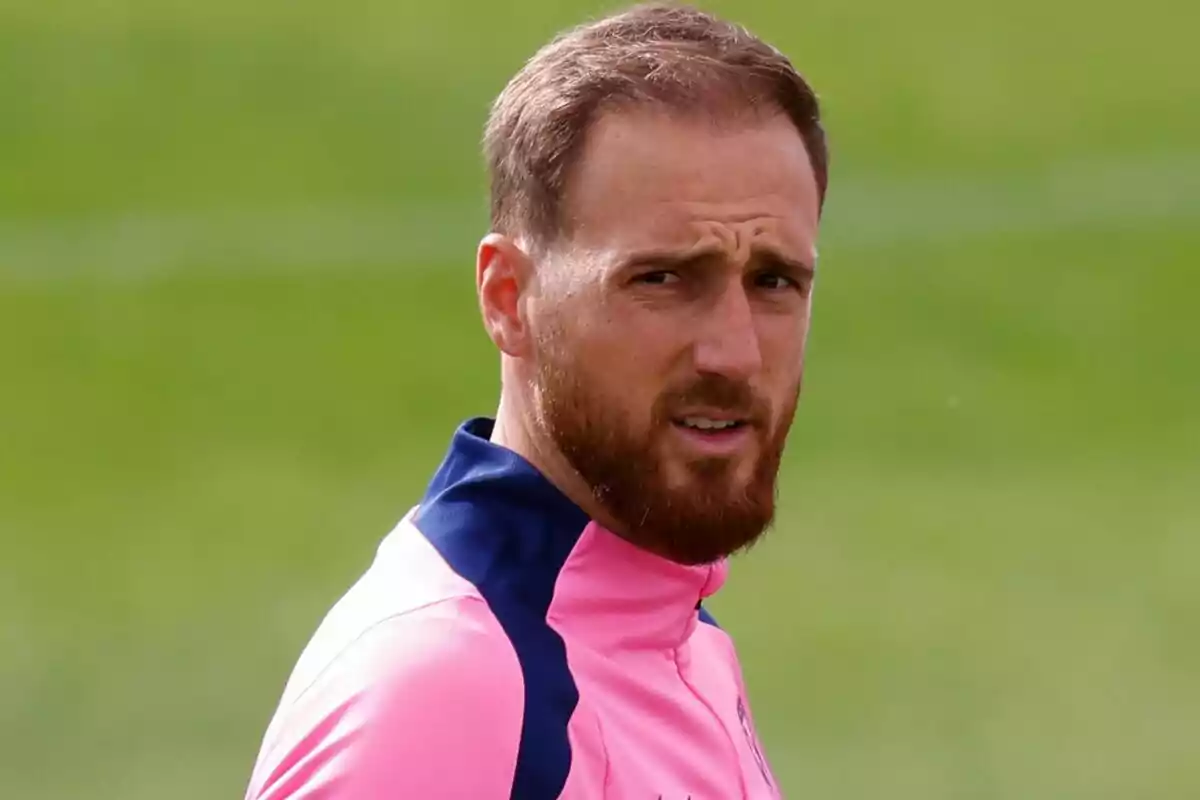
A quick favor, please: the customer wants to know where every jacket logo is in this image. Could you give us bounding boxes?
[737,696,773,788]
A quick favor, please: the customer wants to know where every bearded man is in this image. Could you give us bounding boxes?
[245,3,828,798]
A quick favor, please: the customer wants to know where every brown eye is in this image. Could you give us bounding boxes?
[754,272,797,291]
[635,271,681,286]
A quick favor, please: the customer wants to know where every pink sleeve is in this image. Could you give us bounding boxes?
[247,598,525,799]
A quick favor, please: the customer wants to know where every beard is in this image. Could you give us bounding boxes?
[533,347,799,566]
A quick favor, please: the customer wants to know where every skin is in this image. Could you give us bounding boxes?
[475,106,822,564]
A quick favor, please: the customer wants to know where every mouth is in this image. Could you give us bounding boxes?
[669,415,755,456]
[674,416,748,432]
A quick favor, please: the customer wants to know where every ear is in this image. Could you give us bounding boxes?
[477,233,536,358]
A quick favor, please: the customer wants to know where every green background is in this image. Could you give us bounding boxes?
[2,1,1197,797]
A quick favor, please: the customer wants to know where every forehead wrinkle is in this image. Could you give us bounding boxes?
[554,112,820,280]
[686,215,811,272]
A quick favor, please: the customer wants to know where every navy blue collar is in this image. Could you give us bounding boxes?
[414,417,593,611]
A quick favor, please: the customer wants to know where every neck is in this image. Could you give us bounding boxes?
[490,392,628,538]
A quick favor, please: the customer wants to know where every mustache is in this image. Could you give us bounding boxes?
[655,375,771,425]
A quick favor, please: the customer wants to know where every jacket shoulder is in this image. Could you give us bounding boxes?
[246,596,524,799]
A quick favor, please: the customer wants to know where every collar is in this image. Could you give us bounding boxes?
[415,417,726,652]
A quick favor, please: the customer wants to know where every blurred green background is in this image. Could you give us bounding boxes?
[2,0,1197,797]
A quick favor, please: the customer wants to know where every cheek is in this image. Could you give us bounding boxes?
[760,312,810,364]
[758,317,809,405]
[585,336,669,423]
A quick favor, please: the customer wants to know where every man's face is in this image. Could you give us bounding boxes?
[529,108,821,565]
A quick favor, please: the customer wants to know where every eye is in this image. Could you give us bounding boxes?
[753,272,800,292]
[633,270,681,286]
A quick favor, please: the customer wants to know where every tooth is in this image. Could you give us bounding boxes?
[682,418,735,430]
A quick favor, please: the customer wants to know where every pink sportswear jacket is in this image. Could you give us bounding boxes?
[245,417,781,799]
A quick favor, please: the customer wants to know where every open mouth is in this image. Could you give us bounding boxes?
[672,417,749,433]
[669,415,755,456]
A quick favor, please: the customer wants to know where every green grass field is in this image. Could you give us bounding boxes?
[2,1,1197,797]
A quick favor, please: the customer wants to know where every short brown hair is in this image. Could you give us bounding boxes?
[484,2,829,250]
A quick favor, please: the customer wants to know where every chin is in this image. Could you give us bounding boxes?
[664,466,750,502]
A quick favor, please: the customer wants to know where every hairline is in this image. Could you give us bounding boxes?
[525,99,817,260]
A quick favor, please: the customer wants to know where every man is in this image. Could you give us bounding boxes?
[245,2,828,798]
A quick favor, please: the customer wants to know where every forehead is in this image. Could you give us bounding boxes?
[562,108,821,261]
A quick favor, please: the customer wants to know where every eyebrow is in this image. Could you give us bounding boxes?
[617,243,816,279]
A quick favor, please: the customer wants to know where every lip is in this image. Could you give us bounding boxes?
[669,420,755,457]
[673,408,751,423]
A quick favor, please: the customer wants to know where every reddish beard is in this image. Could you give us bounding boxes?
[536,355,798,565]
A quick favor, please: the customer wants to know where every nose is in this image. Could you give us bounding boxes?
[692,281,763,380]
